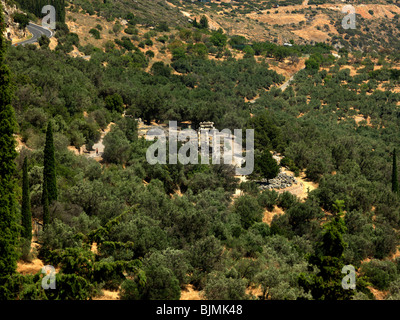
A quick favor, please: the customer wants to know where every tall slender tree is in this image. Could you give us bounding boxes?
[200,15,209,29]
[21,157,32,241]
[298,200,353,300]
[298,200,370,299]
[42,178,50,227]
[392,148,399,194]
[0,2,19,280]
[43,121,57,202]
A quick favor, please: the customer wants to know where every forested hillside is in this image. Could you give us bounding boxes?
[9,0,65,22]
[1,0,400,302]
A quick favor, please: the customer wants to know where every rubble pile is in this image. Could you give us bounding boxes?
[258,172,297,190]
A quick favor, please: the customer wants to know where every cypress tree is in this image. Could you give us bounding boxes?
[42,178,50,227]
[200,15,209,29]
[298,200,355,300]
[43,121,57,202]
[21,157,32,241]
[0,2,19,279]
[392,148,399,194]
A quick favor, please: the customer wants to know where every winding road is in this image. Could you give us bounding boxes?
[12,22,53,47]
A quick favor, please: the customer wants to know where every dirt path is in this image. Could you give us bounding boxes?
[279,72,298,91]
[233,175,247,198]
[249,62,305,104]
[279,75,295,92]
[85,122,114,161]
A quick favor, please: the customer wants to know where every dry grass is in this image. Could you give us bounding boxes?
[169,1,400,45]
[14,134,32,152]
[246,284,263,299]
[67,145,81,155]
[17,241,44,275]
[91,242,98,254]
[339,65,359,77]
[180,284,203,300]
[11,32,33,45]
[92,290,120,300]
[297,171,318,198]
[49,36,58,50]
[268,57,306,81]
[263,205,285,225]
[273,169,318,201]
[66,11,124,48]
[354,114,372,127]
[355,4,400,20]
[389,247,400,261]
[368,286,388,300]
[292,15,334,43]
[17,258,44,275]
[248,12,306,26]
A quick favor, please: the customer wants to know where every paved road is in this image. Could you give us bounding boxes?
[12,23,53,47]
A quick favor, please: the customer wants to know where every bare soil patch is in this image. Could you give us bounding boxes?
[66,12,121,48]
[354,114,372,127]
[180,284,203,300]
[17,258,44,275]
[368,286,388,300]
[246,284,263,299]
[14,134,32,152]
[93,290,120,300]
[263,205,285,225]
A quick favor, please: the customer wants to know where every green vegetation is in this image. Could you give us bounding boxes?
[252,150,280,181]
[299,200,369,300]
[12,12,29,29]
[21,157,32,241]
[392,149,399,194]
[43,121,57,203]
[70,0,186,26]
[38,35,50,48]
[89,28,101,39]
[1,0,400,302]
[41,174,50,227]
[0,1,19,294]
[13,0,66,23]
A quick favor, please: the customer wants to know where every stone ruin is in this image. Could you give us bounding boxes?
[198,121,215,132]
[257,171,297,190]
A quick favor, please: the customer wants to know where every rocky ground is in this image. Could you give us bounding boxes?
[2,0,29,43]
[257,171,298,190]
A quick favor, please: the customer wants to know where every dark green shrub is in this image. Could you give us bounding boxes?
[89,28,101,39]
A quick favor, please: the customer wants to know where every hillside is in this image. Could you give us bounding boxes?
[1,0,29,43]
[163,0,400,51]
[1,0,400,305]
